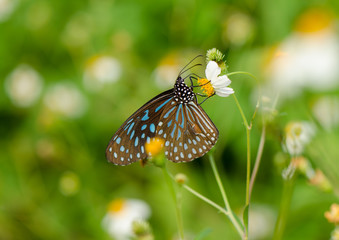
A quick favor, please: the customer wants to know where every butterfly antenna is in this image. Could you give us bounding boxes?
[178,55,204,76]
[183,72,202,80]
[180,63,202,76]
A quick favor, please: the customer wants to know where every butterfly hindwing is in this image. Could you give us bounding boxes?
[156,100,219,162]
[106,89,175,165]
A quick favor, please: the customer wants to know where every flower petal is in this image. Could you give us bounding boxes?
[205,61,221,80]
[215,87,234,97]
[211,75,231,88]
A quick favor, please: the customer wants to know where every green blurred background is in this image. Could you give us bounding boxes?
[1,0,339,239]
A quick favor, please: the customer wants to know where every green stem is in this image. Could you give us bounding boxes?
[162,165,185,240]
[232,94,251,204]
[182,184,230,216]
[232,94,252,239]
[209,153,244,238]
[249,124,266,201]
[273,172,297,240]
[227,71,258,82]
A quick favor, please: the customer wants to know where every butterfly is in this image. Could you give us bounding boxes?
[106,57,219,165]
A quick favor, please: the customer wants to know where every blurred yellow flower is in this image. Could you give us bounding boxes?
[295,8,334,34]
[309,169,332,192]
[145,137,164,157]
[325,203,339,224]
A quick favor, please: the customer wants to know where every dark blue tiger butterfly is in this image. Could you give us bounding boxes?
[106,57,219,165]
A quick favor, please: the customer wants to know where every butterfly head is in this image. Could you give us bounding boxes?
[174,76,195,104]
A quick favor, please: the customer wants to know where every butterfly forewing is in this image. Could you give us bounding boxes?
[106,89,175,165]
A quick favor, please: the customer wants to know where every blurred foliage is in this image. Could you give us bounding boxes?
[1,0,339,239]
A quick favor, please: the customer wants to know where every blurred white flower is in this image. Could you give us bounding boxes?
[0,0,18,22]
[102,198,151,240]
[44,82,87,118]
[198,61,234,97]
[83,55,122,92]
[248,205,275,240]
[61,12,91,49]
[223,12,254,46]
[154,54,181,88]
[284,121,315,156]
[5,64,43,107]
[59,171,80,196]
[263,9,339,101]
[331,226,339,240]
[312,97,339,130]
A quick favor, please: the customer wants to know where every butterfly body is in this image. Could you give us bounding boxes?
[106,74,219,165]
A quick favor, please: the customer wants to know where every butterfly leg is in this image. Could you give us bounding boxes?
[198,93,215,105]
[189,76,203,88]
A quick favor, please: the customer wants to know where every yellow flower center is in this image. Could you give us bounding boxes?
[145,137,165,157]
[295,9,333,34]
[197,78,214,97]
[108,198,125,214]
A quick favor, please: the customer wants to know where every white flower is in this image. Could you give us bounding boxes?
[203,61,234,97]
[153,54,183,88]
[102,198,151,240]
[284,121,315,156]
[0,0,18,22]
[262,9,339,101]
[44,82,87,118]
[312,97,339,130]
[248,204,275,240]
[5,64,43,107]
[83,55,122,92]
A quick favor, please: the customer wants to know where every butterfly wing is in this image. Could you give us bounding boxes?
[156,101,219,162]
[106,89,175,165]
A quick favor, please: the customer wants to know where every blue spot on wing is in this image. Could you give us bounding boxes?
[127,122,135,135]
[130,130,135,140]
[141,110,149,121]
[141,124,147,131]
[177,128,181,140]
[176,104,183,122]
[116,137,121,144]
[171,123,177,138]
[164,106,176,118]
[167,120,173,127]
[155,98,172,112]
[134,137,139,147]
[150,123,155,133]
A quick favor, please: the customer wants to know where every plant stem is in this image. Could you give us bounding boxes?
[232,94,252,239]
[273,165,297,240]
[249,124,266,201]
[209,153,244,238]
[162,165,185,240]
[182,184,230,216]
